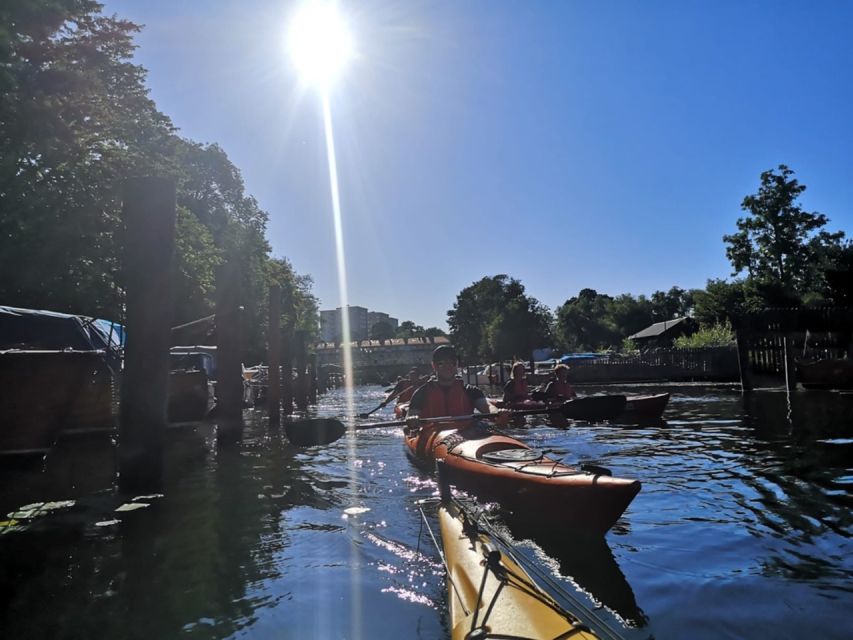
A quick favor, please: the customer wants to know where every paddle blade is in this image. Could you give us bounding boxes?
[285,418,347,447]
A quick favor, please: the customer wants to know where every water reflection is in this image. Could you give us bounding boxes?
[2,386,852,639]
[503,513,648,628]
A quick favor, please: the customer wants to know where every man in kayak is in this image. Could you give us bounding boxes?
[542,363,577,401]
[382,367,425,407]
[405,344,510,430]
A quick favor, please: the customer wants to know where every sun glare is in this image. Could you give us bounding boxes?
[287,1,353,88]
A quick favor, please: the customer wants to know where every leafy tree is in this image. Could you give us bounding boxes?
[650,286,693,321]
[448,275,551,363]
[268,258,317,329]
[723,165,846,302]
[370,320,395,341]
[0,0,175,317]
[396,320,425,339]
[0,2,317,366]
[608,294,654,338]
[393,321,445,340]
[554,289,619,351]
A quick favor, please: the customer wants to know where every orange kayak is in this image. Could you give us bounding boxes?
[405,420,640,536]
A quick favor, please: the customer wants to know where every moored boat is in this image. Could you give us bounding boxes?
[404,419,640,535]
[438,495,604,640]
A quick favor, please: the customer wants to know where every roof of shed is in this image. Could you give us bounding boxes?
[628,317,692,340]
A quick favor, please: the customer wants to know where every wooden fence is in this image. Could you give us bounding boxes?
[559,347,739,384]
[732,306,853,390]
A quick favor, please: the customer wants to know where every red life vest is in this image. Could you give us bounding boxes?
[508,377,529,401]
[396,384,417,403]
[549,379,575,398]
[418,380,475,419]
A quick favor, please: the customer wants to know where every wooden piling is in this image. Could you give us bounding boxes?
[735,331,754,392]
[308,353,318,404]
[119,177,176,492]
[280,285,294,415]
[268,285,281,426]
[215,261,244,443]
[294,330,308,410]
[783,333,798,392]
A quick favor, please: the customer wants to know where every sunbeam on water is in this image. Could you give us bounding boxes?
[319,90,362,638]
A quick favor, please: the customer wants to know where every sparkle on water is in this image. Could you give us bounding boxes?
[288,3,360,633]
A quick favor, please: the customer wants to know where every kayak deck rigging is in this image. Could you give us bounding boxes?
[418,490,615,640]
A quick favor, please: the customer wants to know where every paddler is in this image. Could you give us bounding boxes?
[542,363,577,401]
[405,345,510,431]
[502,360,531,404]
[393,367,429,404]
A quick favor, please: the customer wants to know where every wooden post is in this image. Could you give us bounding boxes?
[294,330,308,410]
[735,330,754,392]
[281,287,293,415]
[308,352,318,404]
[215,261,244,443]
[267,285,281,426]
[784,333,797,392]
[119,177,176,492]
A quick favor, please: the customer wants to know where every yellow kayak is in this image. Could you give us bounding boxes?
[439,497,603,640]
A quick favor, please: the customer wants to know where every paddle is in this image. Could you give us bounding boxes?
[358,388,402,419]
[286,404,573,447]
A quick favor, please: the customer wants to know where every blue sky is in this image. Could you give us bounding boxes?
[102,0,853,329]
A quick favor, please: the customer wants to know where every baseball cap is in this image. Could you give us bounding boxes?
[432,344,457,362]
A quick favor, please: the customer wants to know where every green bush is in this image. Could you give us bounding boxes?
[674,322,735,349]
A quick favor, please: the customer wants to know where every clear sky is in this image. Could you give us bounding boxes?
[102,0,853,329]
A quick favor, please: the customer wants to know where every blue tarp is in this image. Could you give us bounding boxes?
[559,352,604,363]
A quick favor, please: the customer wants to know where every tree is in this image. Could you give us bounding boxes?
[0,1,175,317]
[447,275,551,363]
[723,165,846,302]
[650,287,693,321]
[396,320,424,339]
[608,293,654,338]
[554,289,619,352]
[0,2,317,365]
[370,320,395,341]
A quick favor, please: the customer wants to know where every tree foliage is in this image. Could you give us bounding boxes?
[553,286,694,352]
[673,322,735,349]
[370,320,395,341]
[395,321,446,339]
[723,165,846,303]
[0,2,316,363]
[448,275,551,363]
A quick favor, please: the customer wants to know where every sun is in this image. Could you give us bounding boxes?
[287,1,354,89]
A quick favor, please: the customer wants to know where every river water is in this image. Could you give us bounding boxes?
[1,384,851,639]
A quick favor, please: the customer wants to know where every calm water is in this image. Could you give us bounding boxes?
[1,384,851,639]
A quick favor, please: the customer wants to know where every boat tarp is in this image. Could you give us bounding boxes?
[0,306,124,353]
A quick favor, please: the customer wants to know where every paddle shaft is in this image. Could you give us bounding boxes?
[286,402,574,447]
[356,405,565,431]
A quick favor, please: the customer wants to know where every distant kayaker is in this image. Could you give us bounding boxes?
[542,363,577,401]
[405,345,509,430]
[393,367,429,404]
[502,361,531,404]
